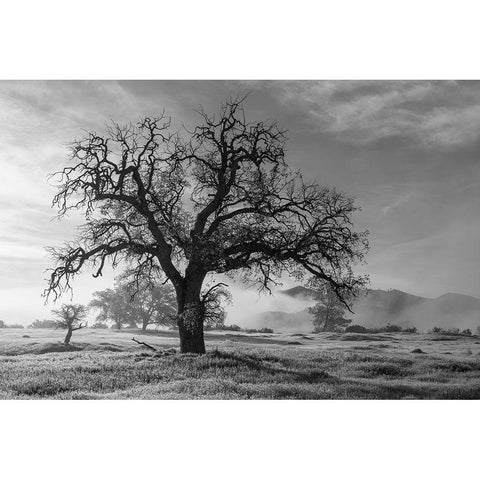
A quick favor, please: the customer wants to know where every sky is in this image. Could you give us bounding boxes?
[0,80,479,325]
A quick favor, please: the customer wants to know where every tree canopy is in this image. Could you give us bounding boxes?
[307,277,354,332]
[45,97,368,353]
[51,303,87,344]
[89,273,177,331]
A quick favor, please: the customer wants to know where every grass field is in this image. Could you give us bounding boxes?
[1,328,480,399]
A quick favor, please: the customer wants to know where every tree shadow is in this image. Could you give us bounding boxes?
[209,349,333,384]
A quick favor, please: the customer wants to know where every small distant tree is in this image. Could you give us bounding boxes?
[307,277,357,332]
[91,321,109,329]
[89,289,130,330]
[0,320,5,328]
[117,270,178,331]
[52,304,87,344]
[89,275,178,331]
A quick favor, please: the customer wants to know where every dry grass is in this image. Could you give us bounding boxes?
[1,328,480,399]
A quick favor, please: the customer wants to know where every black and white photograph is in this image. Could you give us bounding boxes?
[2,79,479,400]
[1,2,479,479]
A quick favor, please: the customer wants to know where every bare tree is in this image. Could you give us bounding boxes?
[44,97,368,353]
[52,304,87,344]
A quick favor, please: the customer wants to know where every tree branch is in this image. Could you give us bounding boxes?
[131,337,157,351]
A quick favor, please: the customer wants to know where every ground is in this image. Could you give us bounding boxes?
[1,328,480,399]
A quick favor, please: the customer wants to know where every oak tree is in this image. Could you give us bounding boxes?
[45,98,368,353]
[307,277,354,332]
[52,303,87,344]
[89,273,177,331]
[89,288,136,330]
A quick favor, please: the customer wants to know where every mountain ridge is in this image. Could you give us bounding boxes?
[253,286,480,333]
[280,286,480,303]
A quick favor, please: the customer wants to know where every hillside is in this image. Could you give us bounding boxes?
[253,287,480,333]
[279,286,316,300]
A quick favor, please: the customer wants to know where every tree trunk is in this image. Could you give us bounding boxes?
[175,272,206,354]
[323,309,330,332]
[141,316,149,332]
[64,326,73,344]
[178,305,205,354]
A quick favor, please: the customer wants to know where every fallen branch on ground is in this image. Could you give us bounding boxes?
[131,337,157,351]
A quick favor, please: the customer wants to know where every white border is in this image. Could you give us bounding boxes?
[1,400,478,479]
[0,0,479,79]
[1,1,479,478]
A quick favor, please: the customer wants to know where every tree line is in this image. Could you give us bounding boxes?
[31,271,229,344]
[40,275,348,345]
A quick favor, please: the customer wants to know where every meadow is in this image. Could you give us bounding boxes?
[1,328,480,399]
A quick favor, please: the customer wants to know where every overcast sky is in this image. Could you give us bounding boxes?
[0,80,479,324]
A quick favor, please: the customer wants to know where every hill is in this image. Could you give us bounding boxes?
[254,287,480,333]
[279,286,315,300]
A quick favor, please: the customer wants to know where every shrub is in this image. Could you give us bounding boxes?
[383,324,402,332]
[218,324,242,332]
[5,323,24,329]
[430,326,470,336]
[258,328,274,334]
[344,324,417,334]
[447,328,460,334]
[91,322,108,329]
[345,325,368,333]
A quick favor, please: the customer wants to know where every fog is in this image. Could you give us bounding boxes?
[226,287,480,334]
[224,284,314,329]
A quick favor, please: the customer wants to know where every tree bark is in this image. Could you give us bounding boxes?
[178,308,205,354]
[64,326,73,344]
[141,315,149,332]
[323,313,329,332]
[175,270,206,354]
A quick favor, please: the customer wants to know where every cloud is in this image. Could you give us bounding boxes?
[276,81,480,148]
[381,193,411,216]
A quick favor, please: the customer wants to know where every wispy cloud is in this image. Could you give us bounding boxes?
[381,193,411,216]
[277,81,480,148]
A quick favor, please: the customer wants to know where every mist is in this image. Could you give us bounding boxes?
[224,284,314,329]
[351,291,480,333]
